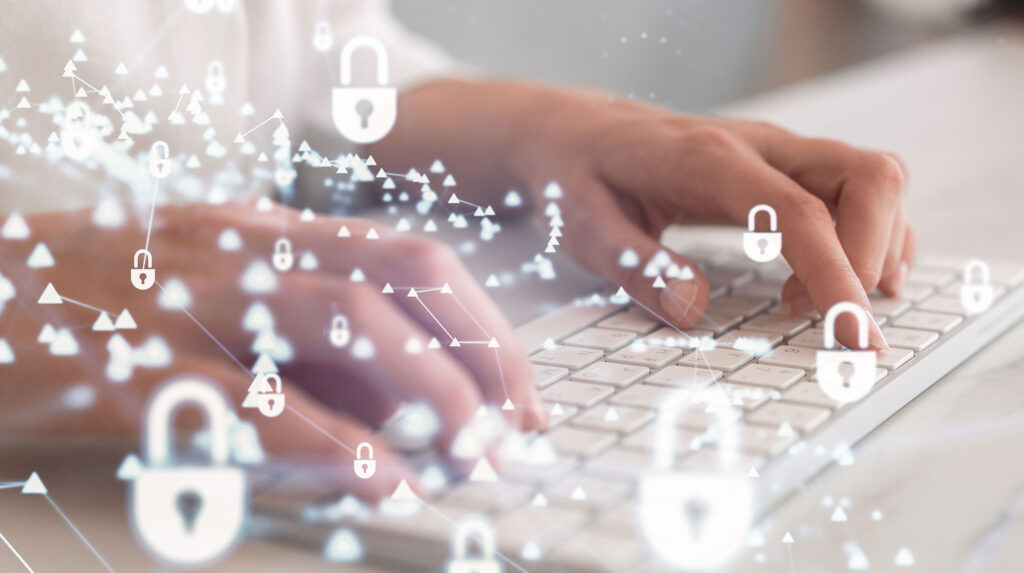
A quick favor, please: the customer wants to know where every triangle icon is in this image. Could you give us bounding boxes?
[381,283,394,294]
[603,407,619,422]
[116,453,142,481]
[468,457,498,482]
[22,472,47,495]
[92,312,115,332]
[831,506,848,522]
[114,309,137,330]
[365,228,379,240]
[747,467,760,478]
[337,225,351,237]
[570,486,587,501]
[27,243,55,268]
[679,266,695,280]
[391,479,418,501]
[501,398,515,411]
[652,275,667,288]
[550,403,565,416]
[781,532,794,544]
[114,62,128,75]
[427,337,441,349]
[252,353,279,374]
[488,338,500,348]
[1,212,30,239]
[70,29,85,43]
[531,493,548,507]
[406,288,418,299]
[449,338,461,348]
[37,283,62,304]
[447,193,460,204]
[440,283,453,294]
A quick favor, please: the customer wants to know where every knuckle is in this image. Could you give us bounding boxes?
[859,153,905,197]
[394,237,462,280]
[784,193,832,223]
[677,125,743,155]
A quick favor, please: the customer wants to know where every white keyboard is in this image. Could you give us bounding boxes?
[251,250,1024,572]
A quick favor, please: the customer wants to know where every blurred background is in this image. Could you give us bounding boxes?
[392,0,1018,112]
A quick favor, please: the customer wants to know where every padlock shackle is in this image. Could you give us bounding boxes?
[144,378,233,467]
[65,101,90,124]
[963,258,990,285]
[207,60,225,76]
[274,237,292,254]
[340,35,389,86]
[451,516,496,560]
[332,314,348,330]
[652,388,739,472]
[315,20,331,35]
[747,204,778,232]
[133,248,153,268]
[150,140,170,159]
[263,373,283,393]
[821,301,869,350]
[355,441,373,460]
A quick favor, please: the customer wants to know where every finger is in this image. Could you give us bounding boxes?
[758,137,908,294]
[561,177,710,329]
[877,208,908,297]
[362,236,545,431]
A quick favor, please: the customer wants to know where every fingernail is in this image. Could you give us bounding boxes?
[531,391,549,428]
[867,312,890,350]
[780,293,813,317]
[660,279,698,324]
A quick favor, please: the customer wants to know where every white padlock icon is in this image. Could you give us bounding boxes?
[312,19,333,53]
[329,314,351,348]
[353,442,376,479]
[742,204,782,263]
[272,237,294,272]
[205,60,226,95]
[149,140,171,179]
[960,258,993,315]
[61,101,98,160]
[131,378,247,567]
[639,388,752,570]
[446,517,502,573]
[331,35,397,145]
[131,248,156,290]
[256,373,285,418]
[816,302,877,404]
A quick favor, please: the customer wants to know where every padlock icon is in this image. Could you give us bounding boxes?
[329,314,351,348]
[130,378,247,566]
[353,442,376,479]
[60,101,98,160]
[131,249,156,291]
[149,140,171,179]
[312,19,333,53]
[742,204,782,263]
[816,301,877,404]
[639,388,752,570]
[183,0,216,14]
[274,167,296,188]
[331,35,397,145]
[257,374,285,418]
[446,517,502,573]
[205,60,227,95]
[960,258,993,315]
[272,237,294,272]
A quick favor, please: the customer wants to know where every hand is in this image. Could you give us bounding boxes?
[0,200,543,497]
[378,81,913,349]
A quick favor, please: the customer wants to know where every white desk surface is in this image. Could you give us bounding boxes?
[2,23,1024,573]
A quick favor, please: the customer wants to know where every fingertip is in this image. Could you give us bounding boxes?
[659,277,708,327]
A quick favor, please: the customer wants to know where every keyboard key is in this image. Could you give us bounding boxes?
[742,314,812,337]
[808,368,887,384]
[747,401,831,433]
[892,311,963,334]
[707,382,770,411]
[644,364,723,388]
[563,327,637,351]
[876,347,913,370]
[547,528,648,570]
[987,261,1024,287]
[759,345,818,370]
[544,402,580,428]
[715,329,784,351]
[677,347,755,371]
[620,425,705,453]
[645,326,715,347]
[916,295,968,316]
[880,327,938,351]
[694,311,744,336]
[708,294,773,318]
[705,266,756,291]
[728,363,805,389]
[494,505,589,552]
[597,307,662,334]
[731,280,782,300]
[543,477,631,511]
[867,296,912,318]
[570,405,654,433]
[540,381,615,408]
[571,361,649,388]
[739,424,799,456]
[531,345,603,369]
[443,482,533,512]
[532,364,569,388]
[683,447,767,471]
[907,267,957,287]
[501,457,580,485]
[584,448,650,481]
[897,283,935,302]
[788,327,826,350]
[941,281,1006,299]
[781,381,841,410]
[591,502,639,536]
[609,384,674,409]
[545,426,619,458]
[607,343,683,369]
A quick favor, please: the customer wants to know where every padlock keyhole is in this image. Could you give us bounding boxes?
[355,99,374,128]
[838,362,855,388]
[137,273,147,284]
[684,498,709,539]
[757,238,768,255]
[176,490,203,532]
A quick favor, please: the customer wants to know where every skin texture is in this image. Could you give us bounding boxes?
[0,79,913,499]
